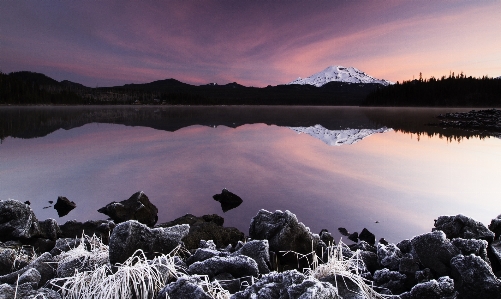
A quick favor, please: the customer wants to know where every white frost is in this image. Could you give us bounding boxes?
[288,125,392,146]
[287,65,393,87]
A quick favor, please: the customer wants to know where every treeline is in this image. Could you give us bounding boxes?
[0,71,85,105]
[364,73,501,107]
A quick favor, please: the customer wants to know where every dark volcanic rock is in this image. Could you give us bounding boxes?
[433,214,494,242]
[411,231,460,277]
[0,249,16,276]
[18,268,41,288]
[249,209,321,260]
[157,214,244,250]
[319,229,335,246]
[231,270,307,299]
[109,220,189,264]
[188,255,259,279]
[348,232,359,243]
[451,254,501,299]
[489,214,501,240]
[377,243,403,271]
[0,199,40,241]
[98,191,158,226]
[373,268,407,295]
[39,218,61,241]
[233,240,271,274]
[451,237,489,263]
[213,189,243,212]
[359,228,376,246]
[60,219,116,244]
[53,196,76,217]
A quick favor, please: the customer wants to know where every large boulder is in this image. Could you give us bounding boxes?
[233,240,271,274]
[39,218,62,241]
[373,268,407,295]
[451,238,489,263]
[188,255,259,279]
[0,199,40,241]
[59,219,115,244]
[451,254,501,299]
[433,214,494,242]
[213,189,243,212]
[359,228,376,246]
[108,220,189,264]
[377,243,403,271]
[410,231,460,277]
[98,191,158,227]
[157,214,244,250]
[231,270,307,299]
[0,249,16,276]
[249,209,321,268]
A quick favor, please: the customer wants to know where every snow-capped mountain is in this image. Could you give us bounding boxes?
[287,66,393,87]
[288,125,392,146]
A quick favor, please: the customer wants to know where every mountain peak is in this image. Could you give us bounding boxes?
[287,65,393,87]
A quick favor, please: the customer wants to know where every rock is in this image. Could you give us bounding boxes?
[186,248,229,266]
[287,278,338,298]
[489,239,501,275]
[24,237,56,253]
[373,268,407,295]
[399,276,456,299]
[53,196,76,217]
[59,219,115,244]
[451,254,501,299]
[415,268,434,283]
[0,284,14,299]
[338,227,350,236]
[56,248,109,278]
[451,238,489,263]
[489,215,501,240]
[359,228,376,246]
[188,255,259,279]
[348,232,359,243]
[39,219,62,241]
[215,273,241,294]
[0,252,55,287]
[233,240,271,274]
[319,229,334,246]
[433,214,494,242]
[379,238,389,245]
[320,274,367,299]
[359,251,380,274]
[108,220,189,264]
[199,240,216,250]
[231,270,306,299]
[0,199,40,241]
[249,210,321,267]
[0,249,16,276]
[156,214,243,250]
[411,231,460,277]
[349,241,376,253]
[157,276,211,299]
[377,243,403,271]
[49,238,83,256]
[397,239,413,254]
[16,285,62,299]
[399,254,420,276]
[98,191,158,227]
[17,268,41,288]
[213,189,243,212]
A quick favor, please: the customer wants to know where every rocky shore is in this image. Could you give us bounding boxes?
[1,191,501,298]
[432,108,501,137]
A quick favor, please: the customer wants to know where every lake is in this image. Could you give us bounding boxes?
[1,106,500,243]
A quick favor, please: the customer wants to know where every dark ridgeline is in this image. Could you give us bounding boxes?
[363,72,501,107]
[0,70,379,106]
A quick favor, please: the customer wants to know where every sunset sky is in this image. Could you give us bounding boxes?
[1,0,500,87]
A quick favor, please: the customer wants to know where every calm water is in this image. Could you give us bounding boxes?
[1,106,500,243]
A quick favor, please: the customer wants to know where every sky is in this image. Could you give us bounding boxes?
[1,0,500,87]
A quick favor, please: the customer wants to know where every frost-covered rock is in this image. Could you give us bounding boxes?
[411,231,460,277]
[377,243,403,271]
[17,268,41,288]
[489,214,501,239]
[0,283,14,299]
[231,270,306,299]
[188,255,259,279]
[60,219,115,244]
[98,191,158,227]
[0,199,40,241]
[109,220,189,264]
[359,228,376,246]
[451,254,501,299]
[287,278,338,298]
[373,268,407,295]
[451,238,489,263]
[157,276,211,299]
[0,252,55,287]
[433,214,494,242]
[0,249,16,275]
[49,237,83,256]
[186,248,229,266]
[233,239,271,274]
[56,249,109,278]
[399,254,420,276]
[249,210,321,267]
[399,276,456,299]
[319,274,367,299]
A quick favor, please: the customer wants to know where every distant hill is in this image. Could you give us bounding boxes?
[287,66,393,87]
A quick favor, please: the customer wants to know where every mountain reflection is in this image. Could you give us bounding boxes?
[0,106,494,143]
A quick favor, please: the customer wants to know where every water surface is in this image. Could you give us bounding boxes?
[1,106,499,243]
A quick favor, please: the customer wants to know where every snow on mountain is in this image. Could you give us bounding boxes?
[287,66,393,87]
[288,125,392,146]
